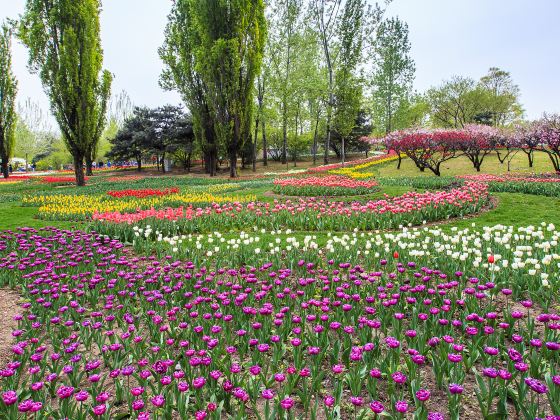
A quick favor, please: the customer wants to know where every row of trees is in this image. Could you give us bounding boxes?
[381,115,560,176]
[159,0,266,177]
[158,0,418,175]
[156,0,527,175]
[0,0,532,182]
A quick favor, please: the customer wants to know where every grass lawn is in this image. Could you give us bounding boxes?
[0,202,79,231]
[443,192,560,229]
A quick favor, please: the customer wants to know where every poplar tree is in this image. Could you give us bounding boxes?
[0,22,18,179]
[193,0,267,178]
[20,0,112,185]
[160,0,219,176]
[371,17,415,135]
[332,0,366,164]
[161,0,266,178]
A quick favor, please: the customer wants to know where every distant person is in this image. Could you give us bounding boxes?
[98,161,104,168]
[107,161,111,168]
[8,164,13,173]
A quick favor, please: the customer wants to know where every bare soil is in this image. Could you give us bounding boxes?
[0,288,21,367]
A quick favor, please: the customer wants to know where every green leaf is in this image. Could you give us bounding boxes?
[484,413,507,420]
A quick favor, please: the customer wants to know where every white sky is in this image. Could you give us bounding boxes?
[1,0,559,125]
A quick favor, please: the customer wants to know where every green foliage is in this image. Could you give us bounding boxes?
[287,131,313,165]
[267,0,304,164]
[13,115,36,160]
[94,117,118,160]
[0,22,18,178]
[160,0,266,177]
[426,70,523,129]
[108,106,195,172]
[160,0,214,173]
[332,0,366,159]
[194,0,266,177]
[426,76,490,128]
[479,67,524,126]
[35,136,73,171]
[371,17,415,135]
[19,0,112,184]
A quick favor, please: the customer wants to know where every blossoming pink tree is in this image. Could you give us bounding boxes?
[384,129,461,176]
[460,125,498,172]
[516,121,541,168]
[535,114,560,172]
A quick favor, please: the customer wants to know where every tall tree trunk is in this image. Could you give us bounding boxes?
[253,115,259,172]
[386,89,393,134]
[203,107,217,177]
[322,42,333,165]
[230,118,240,178]
[282,109,288,165]
[229,148,237,178]
[1,159,8,179]
[545,151,560,172]
[324,91,333,165]
[341,137,345,165]
[521,150,534,168]
[161,152,166,174]
[85,154,93,176]
[73,153,86,186]
[136,155,142,172]
[312,108,320,165]
[281,22,292,166]
[261,120,267,166]
[293,102,300,167]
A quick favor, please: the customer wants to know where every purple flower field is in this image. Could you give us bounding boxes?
[0,227,558,419]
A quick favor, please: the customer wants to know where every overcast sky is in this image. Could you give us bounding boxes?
[1,0,559,125]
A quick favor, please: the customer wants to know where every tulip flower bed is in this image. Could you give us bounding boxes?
[459,174,560,183]
[273,175,379,196]
[23,191,257,221]
[91,182,490,238]
[41,176,90,185]
[328,154,405,179]
[0,176,33,183]
[127,225,560,304]
[307,152,400,174]
[380,174,560,198]
[0,180,25,186]
[0,227,558,419]
[458,174,560,197]
[379,176,462,191]
[107,188,180,199]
